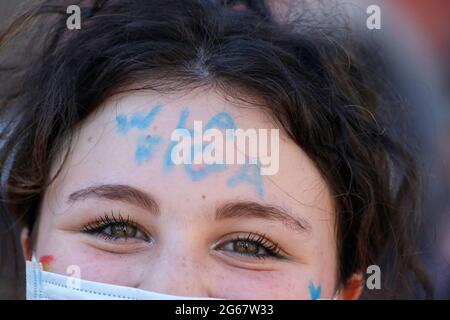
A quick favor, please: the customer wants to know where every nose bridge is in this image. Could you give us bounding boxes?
[138,241,212,297]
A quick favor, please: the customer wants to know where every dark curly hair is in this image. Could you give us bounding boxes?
[0,0,432,299]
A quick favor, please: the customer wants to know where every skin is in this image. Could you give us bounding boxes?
[21,88,363,299]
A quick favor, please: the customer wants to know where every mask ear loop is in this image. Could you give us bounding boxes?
[26,251,43,299]
[31,252,41,269]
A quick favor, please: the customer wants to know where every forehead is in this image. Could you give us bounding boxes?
[46,89,334,220]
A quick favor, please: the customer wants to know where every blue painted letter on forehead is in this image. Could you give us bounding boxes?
[116,102,163,135]
[227,161,264,199]
[115,102,164,165]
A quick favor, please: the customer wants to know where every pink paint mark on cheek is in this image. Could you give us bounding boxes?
[39,255,55,272]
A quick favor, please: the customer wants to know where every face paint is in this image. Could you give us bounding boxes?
[135,134,163,165]
[119,104,266,197]
[116,103,163,135]
[38,255,54,272]
[116,103,165,165]
[167,110,236,181]
[164,107,190,171]
[186,112,236,179]
[308,280,322,300]
[227,162,265,199]
[204,112,236,130]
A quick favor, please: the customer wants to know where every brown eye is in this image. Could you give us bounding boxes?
[234,240,260,255]
[96,222,149,241]
[215,233,284,259]
[81,213,151,243]
[219,239,271,257]
[109,223,137,238]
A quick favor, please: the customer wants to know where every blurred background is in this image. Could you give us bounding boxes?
[0,0,449,299]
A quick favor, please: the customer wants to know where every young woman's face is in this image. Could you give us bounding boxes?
[30,89,338,299]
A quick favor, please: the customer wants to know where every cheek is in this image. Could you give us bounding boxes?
[213,267,311,299]
[36,236,144,287]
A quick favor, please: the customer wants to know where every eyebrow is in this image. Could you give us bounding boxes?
[216,201,312,235]
[68,184,311,234]
[68,184,160,215]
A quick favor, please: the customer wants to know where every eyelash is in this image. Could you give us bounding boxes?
[81,211,150,242]
[217,232,284,260]
[81,213,285,260]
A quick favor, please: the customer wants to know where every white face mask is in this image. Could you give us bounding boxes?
[26,255,218,300]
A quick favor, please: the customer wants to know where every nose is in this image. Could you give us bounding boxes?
[138,248,212,298]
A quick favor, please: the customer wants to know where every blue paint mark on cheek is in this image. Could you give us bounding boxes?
[116,103,163,135]
[226,162,265,198]
[308,281,321,300]
[135,135,163,165]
